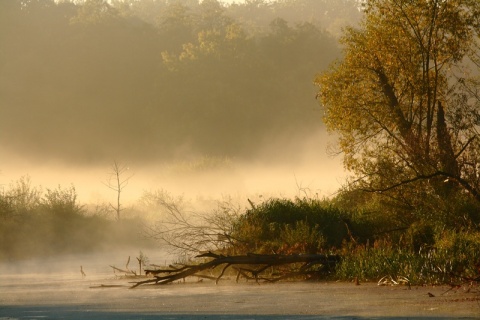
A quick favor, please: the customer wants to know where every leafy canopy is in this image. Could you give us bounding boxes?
[315,0,480,211]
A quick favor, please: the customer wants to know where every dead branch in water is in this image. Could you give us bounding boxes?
[109,265,136,275]
[130,252,340,288]
[110,256,137,276]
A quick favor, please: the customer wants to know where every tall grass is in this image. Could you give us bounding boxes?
[336,231,480,285]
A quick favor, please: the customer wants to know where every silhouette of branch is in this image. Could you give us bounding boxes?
[131,252,340,288]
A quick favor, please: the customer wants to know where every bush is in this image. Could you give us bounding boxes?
[0,178,152,261]
[404,221,435,252]
[279,220,325,254]
[230,197,348,254]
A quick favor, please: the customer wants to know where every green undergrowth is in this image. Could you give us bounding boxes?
[336,231,480,285]
[226,196,480,285]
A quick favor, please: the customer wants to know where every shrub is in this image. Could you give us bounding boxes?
[0,178,152,261]
[404,221,435,252]
[230,197,348,254]
[279,220,325,254]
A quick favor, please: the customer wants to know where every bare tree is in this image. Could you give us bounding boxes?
[142,190,241,256]
[103,161,133,221]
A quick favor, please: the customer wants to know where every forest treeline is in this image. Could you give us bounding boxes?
[0,0,360,163]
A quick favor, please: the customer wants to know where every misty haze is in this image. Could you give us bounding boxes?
[0,0,352,203]
[1,0,352,300]
[2,0,480,319]
[0,0,353,259]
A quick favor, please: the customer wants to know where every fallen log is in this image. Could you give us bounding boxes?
[131,252,340,288]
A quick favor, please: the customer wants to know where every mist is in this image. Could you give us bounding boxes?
[0,0,359,263]
[0,0,357,199]
[1,128,345,206]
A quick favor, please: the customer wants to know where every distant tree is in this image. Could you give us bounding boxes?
[315,0,480,221]
[70,0,121,26]
[157,2,195,52]
[227,0,362,36]
[103,161,133,221]
[117,0,168,26]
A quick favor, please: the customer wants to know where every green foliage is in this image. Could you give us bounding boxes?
[315,0,480,210]
[230,197,348,254]
[404,221,435,253]
[336,231,480,285]
[223,194,480,284]
[279,220,326,254]
[331,179,480,236]
[330,185,480,284]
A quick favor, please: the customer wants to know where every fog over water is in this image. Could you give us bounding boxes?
[0,0,359,266]
[1,129,345,206]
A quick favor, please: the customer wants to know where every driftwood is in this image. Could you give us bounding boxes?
[110,256,137,276]
[131,252,340,288]
[110,265,136,275]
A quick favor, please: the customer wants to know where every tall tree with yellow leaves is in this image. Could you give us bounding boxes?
[315,0,480,219]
